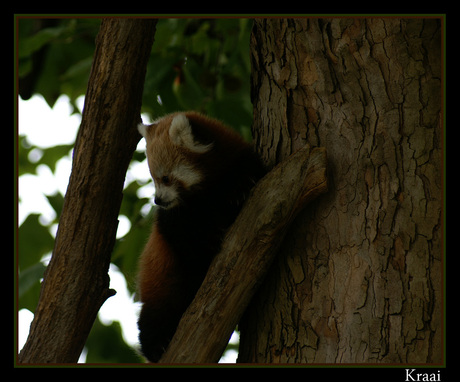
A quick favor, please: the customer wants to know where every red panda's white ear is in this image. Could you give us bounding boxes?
[138,123,150,138]
[169,114,213,153]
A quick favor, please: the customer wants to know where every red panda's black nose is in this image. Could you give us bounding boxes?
[154,196,171,208]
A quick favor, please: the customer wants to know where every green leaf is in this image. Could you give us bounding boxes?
[45,192,65,220]
[18,279,42,312]
[18,136,39,176]
[18,262,46,299]
[85,317,142,363]
[18,24,72,59]
[18,214,55,271]
[18,261,47,312]
[39,144,73,173]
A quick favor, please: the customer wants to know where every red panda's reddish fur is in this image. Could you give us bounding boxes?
[138,225,176,307]
[136,112,265,362]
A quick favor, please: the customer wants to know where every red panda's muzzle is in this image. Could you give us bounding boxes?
[154,195,172,209]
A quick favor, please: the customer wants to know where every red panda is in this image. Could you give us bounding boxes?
[136,111,266,362]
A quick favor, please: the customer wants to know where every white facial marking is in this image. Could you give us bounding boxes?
[171,164,203,188]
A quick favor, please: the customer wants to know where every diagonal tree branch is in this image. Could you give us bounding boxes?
[159,144,328,364]
[18,19,157,364]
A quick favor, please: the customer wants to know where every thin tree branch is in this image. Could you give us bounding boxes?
[159,145,328,363]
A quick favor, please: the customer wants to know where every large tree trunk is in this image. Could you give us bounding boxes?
[18,19,157,364]
[238,18,443,364]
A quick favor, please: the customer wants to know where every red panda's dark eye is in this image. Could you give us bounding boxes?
[162,176,170,185]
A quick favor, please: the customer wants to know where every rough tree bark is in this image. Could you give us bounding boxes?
[18,19,157,364]
[238,18,443,364]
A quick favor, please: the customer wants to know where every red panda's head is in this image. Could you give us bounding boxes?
[138,112,247,210]
[138,113,213,210]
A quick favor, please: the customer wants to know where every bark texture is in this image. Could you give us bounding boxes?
[18,19,157,363]
[238,18,443,364]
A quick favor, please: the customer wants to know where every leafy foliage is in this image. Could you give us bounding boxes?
[18,18,99,111]
[17,17,252,363]
[142,18,253,137]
